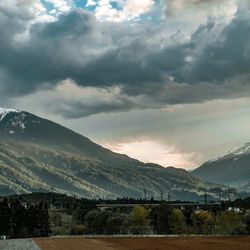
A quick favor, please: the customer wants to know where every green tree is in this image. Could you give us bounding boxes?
[130,205,150,234]
[244,210,250,234]
[154,204,172,234]
[191,210,215,234]
[168,208,187,234]
[49,212,63,227]
[107,213,129,235]
[0,199,12,236]
[95,211,112,234]
[84,210,101,234]
[216,210,242,235]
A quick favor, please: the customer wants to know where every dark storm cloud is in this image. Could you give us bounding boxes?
[0,7,188,96]
[1,2,250,117]
[52,97,140,118]
[179,17,250,84]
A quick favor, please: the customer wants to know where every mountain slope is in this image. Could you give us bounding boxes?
[193,143,250,191]
[0,108,225,200]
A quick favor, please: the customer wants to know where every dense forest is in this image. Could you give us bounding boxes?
[0,198,50,238]
[1,193,250,238]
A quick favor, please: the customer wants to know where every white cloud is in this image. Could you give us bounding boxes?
[86,0,97,7]
[123,0,155,18]
[164,0,238,27]
[45,0,72,14]
[0,0,46,17]
[94,0,155,22]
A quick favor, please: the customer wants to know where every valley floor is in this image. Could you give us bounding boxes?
[1,236,250,250]
[6,236,248,250]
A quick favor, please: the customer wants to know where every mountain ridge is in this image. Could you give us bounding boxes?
[193,142,250,192]
[0,107,225,200]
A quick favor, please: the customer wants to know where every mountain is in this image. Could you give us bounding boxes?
[0,108,225,200]
[193,143,250,192]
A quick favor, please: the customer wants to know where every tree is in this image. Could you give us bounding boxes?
[50,212,63,227]
[84,210,101,234]
[106,213,129,235]
[244,210,250,234]
[39,202,51,237]
[154,204,172,234]
[0,199,51,238]
[72,207,88,225]
[216,210,242,235]
[168,208,186,234]
[0,199,12,236]
[95,211,112,234]
[191,210,215,234]
[130,205,150,234]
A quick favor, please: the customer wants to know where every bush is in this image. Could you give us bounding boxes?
[70,224,86,235]
[51,226,70,236]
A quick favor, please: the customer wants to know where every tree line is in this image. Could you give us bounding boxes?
[0,199,50,238]
[50,203,250,236]
[2,194,250,238]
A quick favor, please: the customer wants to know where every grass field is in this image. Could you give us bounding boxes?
[34,236,250,250]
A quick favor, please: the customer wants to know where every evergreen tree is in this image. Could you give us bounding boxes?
[0,199,12,236]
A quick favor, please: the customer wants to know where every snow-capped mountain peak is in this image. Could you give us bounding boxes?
[228,142,250,156]
[0,107,20,122]
[206,142,250,164]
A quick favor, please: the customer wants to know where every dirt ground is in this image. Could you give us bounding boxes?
[35,236,250,250]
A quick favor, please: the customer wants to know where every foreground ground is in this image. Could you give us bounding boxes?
[0,239,40,250]
[34,236,250,250]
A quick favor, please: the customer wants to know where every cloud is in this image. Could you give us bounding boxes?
[162,0,237,27]
[94,0,155,22]
[105,139,201,168]
[86,0,97,7]
[44,0,72,14]
[14,79,146,118]
[1,1,250,117]
[164,0,228,15]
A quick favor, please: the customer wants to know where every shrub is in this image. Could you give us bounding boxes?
[51,226,70,236]
[70,224,86,235]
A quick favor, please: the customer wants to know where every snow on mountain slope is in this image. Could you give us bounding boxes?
[0,107,20,122]
[193,142,250,192]
[0,107,27,134]
[228,143,250,156]
[207,142,250,164]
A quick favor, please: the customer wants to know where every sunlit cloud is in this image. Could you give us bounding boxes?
[94,0,155,22]
[105,140,201,169]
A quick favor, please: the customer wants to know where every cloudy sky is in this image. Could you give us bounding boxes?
[1,0,250,169]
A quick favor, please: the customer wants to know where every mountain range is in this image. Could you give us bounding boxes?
[0,108,228,200]
[193,143,250,192]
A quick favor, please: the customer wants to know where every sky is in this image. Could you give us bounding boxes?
[1,0,250,169]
